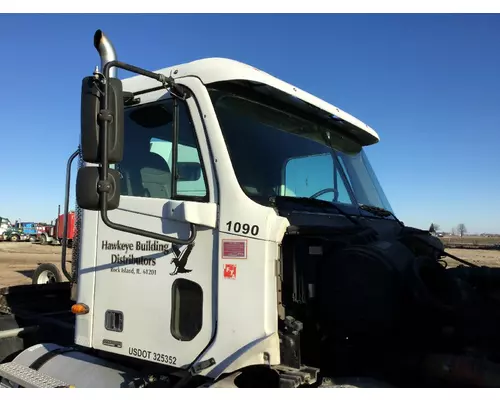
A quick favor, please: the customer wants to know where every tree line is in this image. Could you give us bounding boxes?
[429,223,467,237]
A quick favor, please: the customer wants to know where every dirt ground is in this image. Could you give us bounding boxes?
[442,248,500,268]
[0,241,499,289]
[0,242,72,289]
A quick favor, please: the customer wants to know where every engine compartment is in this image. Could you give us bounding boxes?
[278,219,500,387]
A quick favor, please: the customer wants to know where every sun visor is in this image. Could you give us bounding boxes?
[248,82,379,147]
[214,86,364,155]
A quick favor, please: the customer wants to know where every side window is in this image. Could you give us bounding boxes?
[117,98,207,201]
[283,153,353,204]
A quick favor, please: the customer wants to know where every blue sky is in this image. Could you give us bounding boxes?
[0,14,498,233]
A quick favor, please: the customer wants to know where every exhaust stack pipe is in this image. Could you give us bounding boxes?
[93,29,117,78]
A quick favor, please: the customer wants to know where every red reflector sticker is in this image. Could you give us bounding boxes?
[222,239,247,259]
[223,264,237,279]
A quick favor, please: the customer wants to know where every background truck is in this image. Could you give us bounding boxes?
[36,210,75,247]
[1,227,27,242]
[35,223,52,239]
[0,218,12,238]
[12,222,38,242]
[1,29,500,389]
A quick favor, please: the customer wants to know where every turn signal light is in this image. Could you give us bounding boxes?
[71,303,89,315]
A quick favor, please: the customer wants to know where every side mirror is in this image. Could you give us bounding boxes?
[76,167,121,211]
[80,76,124,164]
[177,162,202,181]
[79,74,124,212]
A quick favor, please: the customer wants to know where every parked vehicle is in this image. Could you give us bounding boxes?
[2,227,28,242]
[36,211,75,247]
[0,217,12,238]
[12,222,38,242]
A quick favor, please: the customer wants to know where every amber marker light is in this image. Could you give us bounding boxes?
[71,303,89,315]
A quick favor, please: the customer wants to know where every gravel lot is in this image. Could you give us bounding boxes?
[0,242,72,289]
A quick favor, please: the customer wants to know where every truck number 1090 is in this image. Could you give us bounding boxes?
[226,221,259,236]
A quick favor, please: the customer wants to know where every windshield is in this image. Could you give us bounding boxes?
[209,86,393,214]
[0,218,11,228]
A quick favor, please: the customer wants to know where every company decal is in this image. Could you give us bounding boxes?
[100,239,195,276]
[169,243,195,276]
[221,239,247,259]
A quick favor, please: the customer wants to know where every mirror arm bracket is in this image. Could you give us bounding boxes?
[103,60,172,90]
[97,180,112,193]
[98,109,113,124]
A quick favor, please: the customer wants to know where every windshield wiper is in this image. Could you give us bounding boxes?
[270,196,363,227]
[358,204,391,217]
[358,203,404,226]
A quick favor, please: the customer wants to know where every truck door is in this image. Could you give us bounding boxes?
[91,88,217,369]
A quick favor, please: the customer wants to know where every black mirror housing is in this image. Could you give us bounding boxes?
[76,166,121,211]
[80,76,124,164]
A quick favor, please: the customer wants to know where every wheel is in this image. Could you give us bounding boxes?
[31,263,63,285]
[39,234,47,245]
[10,235,20,242]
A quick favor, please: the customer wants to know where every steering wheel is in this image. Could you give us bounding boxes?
[309,188,338,199]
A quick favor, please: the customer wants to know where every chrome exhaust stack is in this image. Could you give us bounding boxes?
[93,29,117,78]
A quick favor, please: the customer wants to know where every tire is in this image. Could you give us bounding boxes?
[10,235,20,242]
[31,263,63,285]
[39,234,47,245]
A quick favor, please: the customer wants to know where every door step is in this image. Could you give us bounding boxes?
[0,361,71,388]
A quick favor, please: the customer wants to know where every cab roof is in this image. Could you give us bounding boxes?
[122,57,380,146]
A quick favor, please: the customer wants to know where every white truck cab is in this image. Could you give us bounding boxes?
[1,29,470,389]
[71,37,393,376]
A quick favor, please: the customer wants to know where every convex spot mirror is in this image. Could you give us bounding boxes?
[80,76,124,164]
[76,167,121,211]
